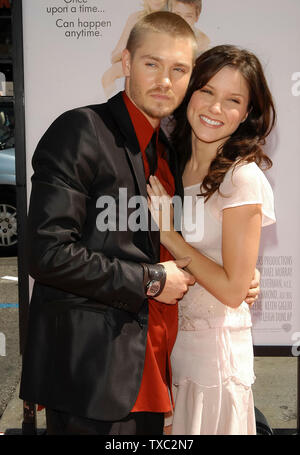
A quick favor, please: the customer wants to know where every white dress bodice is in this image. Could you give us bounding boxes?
[178,161,276,331]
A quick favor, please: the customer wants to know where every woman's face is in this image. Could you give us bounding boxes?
[146,0,167,12]
[187,66,250,148]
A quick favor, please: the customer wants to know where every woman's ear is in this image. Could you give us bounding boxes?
[241,105,253,123]
[242,105,253,123]
[241,112,248,123]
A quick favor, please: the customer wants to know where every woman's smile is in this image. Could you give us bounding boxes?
[199,114,224,128]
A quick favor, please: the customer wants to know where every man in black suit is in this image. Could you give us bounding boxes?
[20,12,259,435]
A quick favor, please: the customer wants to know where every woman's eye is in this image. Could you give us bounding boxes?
[200,89,212,95]
[230,98,240,104]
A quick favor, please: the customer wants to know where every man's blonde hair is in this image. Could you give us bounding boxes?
[126,11,198,60]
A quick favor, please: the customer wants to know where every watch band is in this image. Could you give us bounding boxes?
[141,262,150,288]
[141,262,167,297]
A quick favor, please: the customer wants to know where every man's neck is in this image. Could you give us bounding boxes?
[124,90,160,130]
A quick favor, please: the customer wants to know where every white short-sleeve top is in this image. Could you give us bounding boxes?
[178,161,276,330]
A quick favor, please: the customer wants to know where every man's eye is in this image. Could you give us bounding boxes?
[174,67,186,73]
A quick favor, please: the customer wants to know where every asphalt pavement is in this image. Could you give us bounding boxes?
[0,257,298,435]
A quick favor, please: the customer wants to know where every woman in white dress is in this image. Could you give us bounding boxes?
[147,45,276,435]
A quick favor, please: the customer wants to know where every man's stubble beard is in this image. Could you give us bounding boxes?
[142,101,174,121]
[129,83,177,121]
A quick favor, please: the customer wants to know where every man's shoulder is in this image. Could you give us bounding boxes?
[46,98,121,138]
[56,92,124,123]
[80,92,127,125]
[60,101,109,122]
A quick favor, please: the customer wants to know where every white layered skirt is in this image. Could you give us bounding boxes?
[167,326,256,435]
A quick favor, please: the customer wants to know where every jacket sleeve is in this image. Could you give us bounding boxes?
[27,107,146,314]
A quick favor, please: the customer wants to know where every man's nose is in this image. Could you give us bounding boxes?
[156,70,171,88]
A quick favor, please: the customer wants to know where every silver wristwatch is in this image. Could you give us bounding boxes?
[141,263,166,298]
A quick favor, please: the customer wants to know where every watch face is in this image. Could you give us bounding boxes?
[147,280,161,297]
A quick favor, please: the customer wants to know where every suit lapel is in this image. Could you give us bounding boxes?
[107,93,148,201]
[107,92,160,260]
[159,128,183,200]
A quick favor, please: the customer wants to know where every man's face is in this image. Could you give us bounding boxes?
[122,31,194,127]
[170,1,199,27]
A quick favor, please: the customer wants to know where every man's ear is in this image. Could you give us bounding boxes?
[122,49,131,77]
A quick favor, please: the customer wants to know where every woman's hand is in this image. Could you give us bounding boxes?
[164,424,172,435]
[147,175,175,243]
[245,268,260,306]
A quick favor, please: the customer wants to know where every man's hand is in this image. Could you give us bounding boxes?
[245,268,260,306]
[155,257,195,305]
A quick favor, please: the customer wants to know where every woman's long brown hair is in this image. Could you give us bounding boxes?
[171,45,276,201]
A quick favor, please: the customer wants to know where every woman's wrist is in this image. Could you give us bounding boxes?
[161,229,179,250]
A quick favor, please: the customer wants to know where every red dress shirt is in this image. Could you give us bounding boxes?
[122,92,178,413]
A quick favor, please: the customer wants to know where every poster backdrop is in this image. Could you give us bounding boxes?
[22,0,300,347]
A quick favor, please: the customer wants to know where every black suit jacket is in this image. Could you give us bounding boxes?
[19,92,183,421]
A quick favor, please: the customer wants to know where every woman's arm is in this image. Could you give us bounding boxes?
[148,175,262,308]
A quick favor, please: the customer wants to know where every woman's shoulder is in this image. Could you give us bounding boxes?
[231,160,261,175]
[223,160,270,188]
[217,160,274,207]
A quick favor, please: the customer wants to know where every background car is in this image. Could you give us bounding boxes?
[0,100,17,257]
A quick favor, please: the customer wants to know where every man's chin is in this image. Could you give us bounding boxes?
[145,105,175,121]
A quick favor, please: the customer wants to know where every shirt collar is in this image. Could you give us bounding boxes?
[122,91,160,153]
